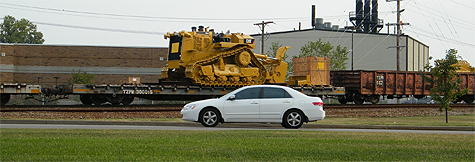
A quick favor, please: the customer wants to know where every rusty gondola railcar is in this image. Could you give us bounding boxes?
[331,70,474,104]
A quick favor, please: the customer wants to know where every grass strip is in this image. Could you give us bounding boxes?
[1,129,473,161]
[314,114,475,126]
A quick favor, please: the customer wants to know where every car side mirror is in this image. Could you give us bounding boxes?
[228,95,236,100]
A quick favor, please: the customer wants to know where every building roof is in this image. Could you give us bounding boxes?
[251,28,428,47]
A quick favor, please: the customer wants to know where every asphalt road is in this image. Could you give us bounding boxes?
[2,123,474,134]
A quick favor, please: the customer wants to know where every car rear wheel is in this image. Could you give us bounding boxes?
[282,110,304,129]
[199,108,220,127]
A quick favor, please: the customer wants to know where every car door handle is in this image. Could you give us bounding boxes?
[283,100,291,103]
[251,101,259,104]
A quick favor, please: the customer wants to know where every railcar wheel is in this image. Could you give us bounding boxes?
[353,99,364,105]
[463,95,474,104]
[79,95,93,105]
[199,108,221,127]
[414,95,425,100]
[353,93,364,105]
[364,95,380,104]
[338,98,348,104]
[90,95,106,106]
[1,94,11,106]
[455,97,464,103]
[370,97,380,104]
[282,110,304,129]
[121,96,134,105]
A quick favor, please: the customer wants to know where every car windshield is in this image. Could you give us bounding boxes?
[219,87,259,99]
[219,90,237,99]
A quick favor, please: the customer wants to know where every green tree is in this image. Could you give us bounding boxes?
[1,15,45,44]
[331,45,350,70]
[422,49,469,123]
[69,69,95,84]
[266,41,288,60]
[297,39,349,70]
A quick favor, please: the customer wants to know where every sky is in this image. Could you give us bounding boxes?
[1,0,474,66]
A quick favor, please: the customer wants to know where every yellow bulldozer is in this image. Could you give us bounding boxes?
[454,60,475,73]
[162,26,289,86]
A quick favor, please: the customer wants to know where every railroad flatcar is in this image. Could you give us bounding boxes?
[0,83,41,105]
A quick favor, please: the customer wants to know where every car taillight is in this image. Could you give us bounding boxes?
[312,102,323,106]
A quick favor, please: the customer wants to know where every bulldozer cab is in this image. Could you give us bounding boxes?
[168,35,182,61]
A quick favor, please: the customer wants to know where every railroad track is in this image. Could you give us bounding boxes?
[0,104,182,112]
[1,104,473,112]
[1,104,473,119]
[326,104,474,109]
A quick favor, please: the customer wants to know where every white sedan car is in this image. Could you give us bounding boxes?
[181,85,325,129]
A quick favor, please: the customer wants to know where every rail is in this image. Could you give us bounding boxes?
[2,104,473,112]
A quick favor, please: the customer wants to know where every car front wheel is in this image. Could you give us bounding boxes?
[199,108,220,127]
[282,110,304,129]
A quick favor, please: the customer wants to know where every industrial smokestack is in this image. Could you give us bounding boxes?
[352,0,381,33]
[371,0,379,33]
[363,0,371,33]
[356,0,363,31]
[311,5,316,28]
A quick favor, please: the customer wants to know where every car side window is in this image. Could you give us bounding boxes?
[234,87,260,100]
[262,87,292,99]
[284,90,293,98]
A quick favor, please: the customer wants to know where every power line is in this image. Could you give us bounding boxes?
[0,17,165,35]
[410,1,448,51]
[449,0,475,10]
[0,2,307,22]
[34,21,165,35]
[408,26,475,47]
[404,0,474,63]
[404,2,474,28]
[436,0,472,62]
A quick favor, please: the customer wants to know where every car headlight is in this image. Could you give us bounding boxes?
[183,103,198,110]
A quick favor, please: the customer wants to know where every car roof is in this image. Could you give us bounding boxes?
[240,84,290,89]
[240,85,309,97]
[243,84,285,88]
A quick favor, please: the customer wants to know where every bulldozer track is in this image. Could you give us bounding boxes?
[185,46,267,86]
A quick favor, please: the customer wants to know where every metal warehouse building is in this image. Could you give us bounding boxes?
[0,44,168,86]
[252,28,429,71]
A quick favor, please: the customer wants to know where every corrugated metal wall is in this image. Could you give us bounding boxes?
[252,29,429,71]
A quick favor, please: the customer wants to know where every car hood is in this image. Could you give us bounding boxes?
[188,98,221,105]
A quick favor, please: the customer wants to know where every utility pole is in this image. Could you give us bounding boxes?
[396,0,401,71]
[386,0,408,71]
[254,21,274,53]
[344,26,356,70]
[387,0,409,104]
[352,29,354,70]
